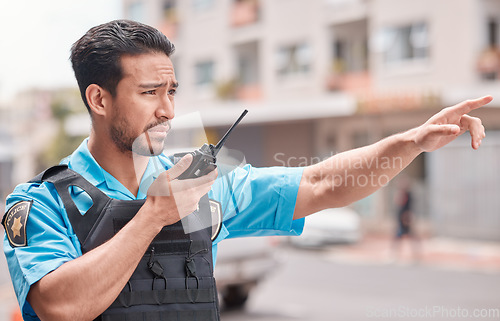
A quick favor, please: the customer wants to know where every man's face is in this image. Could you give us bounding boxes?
[108,52,178,156]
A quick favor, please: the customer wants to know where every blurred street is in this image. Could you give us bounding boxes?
[220,236,500,321]
[0,234,499,320]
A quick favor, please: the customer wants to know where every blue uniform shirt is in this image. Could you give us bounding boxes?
[3,138,304,320]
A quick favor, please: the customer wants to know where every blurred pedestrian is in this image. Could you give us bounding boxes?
[392,177,421,263]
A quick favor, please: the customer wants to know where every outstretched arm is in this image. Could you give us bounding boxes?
[293,95,493,220]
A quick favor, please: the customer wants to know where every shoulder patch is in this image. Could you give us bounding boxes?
[209,199,222,241]
[2,200,32,247]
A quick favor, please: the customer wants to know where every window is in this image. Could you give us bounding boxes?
[128,1,145,22]
[0,159,13,205]
[236,43,260,85]
[171,57,180,85]
[163,0,177,20]
[377,22,429,64]
[195,61,214,86]
[275,43,312,76]
[193,0,214,12]
[333,38,368,73]
[488,18,498,47]
[478,18,500,81]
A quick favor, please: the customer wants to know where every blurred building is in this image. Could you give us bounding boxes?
[0,106,15,213]
[1,0,498,240]
[0,89,56,212]
[121,0,500,241]
[0,87,86,215]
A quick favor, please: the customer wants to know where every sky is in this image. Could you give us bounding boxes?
[0,0,123,104]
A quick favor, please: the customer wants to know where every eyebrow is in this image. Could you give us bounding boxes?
[139,81,179,89]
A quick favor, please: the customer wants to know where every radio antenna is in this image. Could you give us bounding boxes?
[213,109,248,155]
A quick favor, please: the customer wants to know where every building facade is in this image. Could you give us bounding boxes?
[118,0,500,240]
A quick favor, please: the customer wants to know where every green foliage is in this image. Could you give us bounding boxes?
[39,122,85,169]
[38,89,87,169]
[215,78,239,100]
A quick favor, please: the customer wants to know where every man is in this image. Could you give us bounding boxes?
[2,19,491,321]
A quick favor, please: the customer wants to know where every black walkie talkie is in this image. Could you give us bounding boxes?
[174,110,248,180]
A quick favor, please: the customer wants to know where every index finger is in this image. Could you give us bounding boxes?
[179,167,218,186]
[451,95,493,115]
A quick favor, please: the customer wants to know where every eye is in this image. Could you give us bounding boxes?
[143,90,156,95]
[168,89,177,96]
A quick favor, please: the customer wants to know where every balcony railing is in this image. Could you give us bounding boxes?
[215,79,262,101]
[159,8,179,39]
[236,84,262,101]
[356,90,442,113]
[477,47,500,81]
[326,71,371,94]
[231,0,260,27]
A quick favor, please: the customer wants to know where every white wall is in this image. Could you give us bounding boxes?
[370,0,484,95]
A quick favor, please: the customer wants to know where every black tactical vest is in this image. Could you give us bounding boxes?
[31,165,221,321]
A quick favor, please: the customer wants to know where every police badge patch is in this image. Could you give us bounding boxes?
[2,200,32,247]
[209,199,222,241]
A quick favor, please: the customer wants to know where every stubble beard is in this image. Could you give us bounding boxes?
[110,112,168,157]
[110,116,135,154]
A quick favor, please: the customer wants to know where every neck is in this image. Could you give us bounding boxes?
[88,129,149,197]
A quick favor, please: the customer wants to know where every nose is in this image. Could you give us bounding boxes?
[156,93,175,120]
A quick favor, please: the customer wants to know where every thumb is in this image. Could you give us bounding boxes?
[167,154,193,180]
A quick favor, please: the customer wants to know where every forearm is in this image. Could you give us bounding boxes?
[294,128,422,219]
[28,201,163,321]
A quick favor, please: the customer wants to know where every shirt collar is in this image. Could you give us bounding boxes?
[62,138,174,200]
[62,138,105,187]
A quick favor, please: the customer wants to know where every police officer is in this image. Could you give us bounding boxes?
[2,20,491,321]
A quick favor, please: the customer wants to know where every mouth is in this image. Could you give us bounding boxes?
[147,122,171,134]
[144,128,168,155]
[145,121,171,138]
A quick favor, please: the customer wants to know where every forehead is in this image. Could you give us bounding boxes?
[120,52,175,84]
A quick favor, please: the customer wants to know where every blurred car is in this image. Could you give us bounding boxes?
[214,236,278,309]
[289,207,361,248]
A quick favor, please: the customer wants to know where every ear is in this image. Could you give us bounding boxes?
[85,84,111,117]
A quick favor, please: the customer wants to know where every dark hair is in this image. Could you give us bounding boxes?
[70,19,175,113]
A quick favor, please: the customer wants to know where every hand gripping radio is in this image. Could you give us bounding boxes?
[174,110,248,180]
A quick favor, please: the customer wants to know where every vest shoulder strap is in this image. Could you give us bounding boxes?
[30,164,111,247]
[29,164,70,183]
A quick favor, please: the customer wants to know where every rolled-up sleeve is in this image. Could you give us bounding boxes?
[212,165,305,239]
